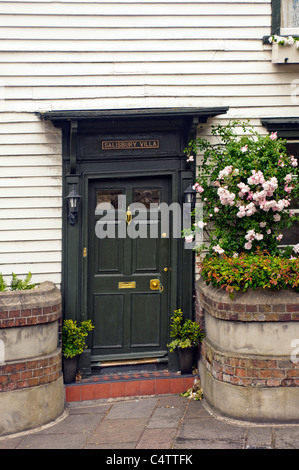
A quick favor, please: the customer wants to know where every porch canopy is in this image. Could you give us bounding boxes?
[38,106,229,126]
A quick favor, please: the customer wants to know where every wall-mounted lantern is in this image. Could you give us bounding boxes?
[184,184,196,205]
[66,184,81,225]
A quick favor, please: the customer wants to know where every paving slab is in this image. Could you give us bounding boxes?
[0,436,24,449]
[0,395,299,450]
[105,397,158,420]
[136,428,178,449]
[184,399,214,419]
[274,427,299,449]
[83,441,138,449]
[86,417,148,445]
[14,432,88,449]
[177,416,247,449]
[245,427,273,449]
[35,412,101,435]
[68,403,112,415]
[173,436,245,449]
[155,395,189,409]
[147,406,185,429]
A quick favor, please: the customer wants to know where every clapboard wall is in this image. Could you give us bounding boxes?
[0,0,298,285]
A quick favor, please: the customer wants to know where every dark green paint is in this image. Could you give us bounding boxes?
[39,107,228,373]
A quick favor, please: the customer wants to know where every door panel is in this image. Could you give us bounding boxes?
[131,293,161,347]
[93,294,124,349]
[133,237,158,272]
[88,176,170,362]
[96,236,123,273]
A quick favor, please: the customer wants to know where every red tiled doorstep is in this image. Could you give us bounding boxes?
[65,371,195,402]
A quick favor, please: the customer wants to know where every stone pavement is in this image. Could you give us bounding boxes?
[0,394,299,451]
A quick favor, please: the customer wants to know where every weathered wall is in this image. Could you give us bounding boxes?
[197,279,299,423]
[0,282,64,436]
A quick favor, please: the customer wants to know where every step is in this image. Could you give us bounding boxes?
[65,369,195,402]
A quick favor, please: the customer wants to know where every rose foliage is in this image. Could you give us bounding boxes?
[185,120,299,294]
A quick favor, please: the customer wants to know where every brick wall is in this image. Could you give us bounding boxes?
[0,281,62,393]
[199,287,299,322]
[197,279,299,422]
[0,349,61,392]
[202,340,299,389]
[0,303,61,328]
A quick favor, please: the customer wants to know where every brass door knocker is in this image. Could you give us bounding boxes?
[126,207,132,225]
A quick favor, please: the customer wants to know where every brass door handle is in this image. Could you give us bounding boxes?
[150,279,164,292]
[126,208,132,225]
[150,279,160,290]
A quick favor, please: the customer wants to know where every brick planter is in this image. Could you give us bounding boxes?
[197,278,299,423]
[0,282,64,436]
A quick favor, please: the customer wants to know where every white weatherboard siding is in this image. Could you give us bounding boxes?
[0,113,62,284]
[0,0,298,285]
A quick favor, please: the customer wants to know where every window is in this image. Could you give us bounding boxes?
[272,0,299,36]
[281,0,299,35]
[261,118,299,247]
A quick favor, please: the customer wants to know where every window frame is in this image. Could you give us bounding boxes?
[271,0,299,37]
[261,117,299,248]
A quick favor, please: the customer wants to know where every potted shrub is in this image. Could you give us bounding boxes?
[168,309,204,374]
[62,319,94,383]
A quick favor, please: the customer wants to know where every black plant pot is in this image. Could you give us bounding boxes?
[178,345,197,375]
[167,346,181,372]
[63,355,79,384]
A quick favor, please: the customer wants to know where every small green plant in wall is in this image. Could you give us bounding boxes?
[0,272,37,291]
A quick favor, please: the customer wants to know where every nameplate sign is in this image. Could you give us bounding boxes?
[102,139,160,150]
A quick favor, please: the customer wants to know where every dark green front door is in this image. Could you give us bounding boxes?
[88,175,170,362]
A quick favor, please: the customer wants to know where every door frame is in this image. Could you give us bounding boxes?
[81,167,187,355]
[39,107,228,375]
[68,168,194,375]
[86,172,172,362]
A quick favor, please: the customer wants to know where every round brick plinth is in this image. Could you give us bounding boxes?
[197,279,299,423]
[0,282,64,436]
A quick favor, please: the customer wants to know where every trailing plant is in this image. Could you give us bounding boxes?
[269,35,299,47]
[0,272,36,291]
[62,319,94,359]
[167,309,204,352]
